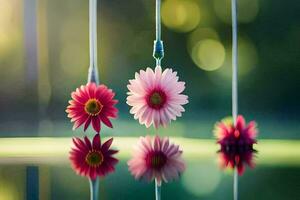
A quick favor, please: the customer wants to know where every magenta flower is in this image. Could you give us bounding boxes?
[214,115,257,147]
[69,134,118,180]
[214,115,258,175]
[128,135,185,185]
[66,83,118,133]
[127,66,188,128]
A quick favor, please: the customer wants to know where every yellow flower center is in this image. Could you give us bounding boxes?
[85,150,104,167]
[84,99,103,116]
[150,92,163,105]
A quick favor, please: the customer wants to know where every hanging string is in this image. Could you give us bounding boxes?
[153,0,164,66]
[232,0,238,124]
[88,0,99,84]
[155,0,161,41]
[231,0,239,199]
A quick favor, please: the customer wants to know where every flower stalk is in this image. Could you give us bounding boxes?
[231,0,238,124]
[233,168,238,200]
[231,0,239,199]
[89,178,100,200]
[153,0,164,66]
[155,178,161,200]
[88,0,99,84]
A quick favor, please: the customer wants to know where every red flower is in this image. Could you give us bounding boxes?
[66,83,118,133]
[214,115,257,148]
[69,134,118,180]
[214,115,258,175]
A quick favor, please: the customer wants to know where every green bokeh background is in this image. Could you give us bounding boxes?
[0,0,299,199]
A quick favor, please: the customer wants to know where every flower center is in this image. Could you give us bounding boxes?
[146,151,167,170]
[84,99,103,116]
[147,90,166,109]
[85,150,104,167]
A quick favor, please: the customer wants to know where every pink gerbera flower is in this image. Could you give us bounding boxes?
[69,134,118,180]
[127,66,188,128]
[214,115,258,175]
[66,83,118,133]
[128,135,185,185]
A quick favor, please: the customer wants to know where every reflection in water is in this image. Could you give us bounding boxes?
[0,167,25,200]
[26,167,38,200]
[0,162,299,200]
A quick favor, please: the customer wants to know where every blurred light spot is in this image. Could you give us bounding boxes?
[187,27,219,53]
[191,39,225,71]
[213,0,259,24]
[162,0,201,32]
[182,162,221,196]
[0,1,14,54]
[0,0,23,94]
[214,37,258,80]
[0,168,24,200]
[0,0,21,57]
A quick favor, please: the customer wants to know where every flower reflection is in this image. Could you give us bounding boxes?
[69,134,119,180]
[218,146,256,175]
[128,135,185,185]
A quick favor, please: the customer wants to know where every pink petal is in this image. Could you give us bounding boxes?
[92,133,101,149]
[84,116,92,131]
[100,116,113,128]
[92,117,101,133]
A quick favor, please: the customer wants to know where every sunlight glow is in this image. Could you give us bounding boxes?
[162,0,201,32]
[191,39,225,71]
[0,138,299,166]
[182,161,221,196]
[214,37,258,80]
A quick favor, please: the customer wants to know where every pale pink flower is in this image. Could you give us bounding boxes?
[127,66,188,128]
[128,135,185,185]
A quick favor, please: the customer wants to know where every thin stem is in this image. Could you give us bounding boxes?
[231,0,238,124]
[156,59,161,66]
[155,0,161,41]
[88,0,99,84]
[89,178,100,200]
[153,0,164,65]
[232,0,239,199]
[233,168,238,200]
[155,178,161,200]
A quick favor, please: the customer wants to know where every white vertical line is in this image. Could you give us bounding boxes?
[156,0,161,41]
[88,0,99,84]
[231,0,239,200]
[232,0,238,124]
